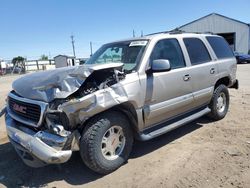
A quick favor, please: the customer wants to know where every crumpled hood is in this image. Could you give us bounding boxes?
[12,63,123,103]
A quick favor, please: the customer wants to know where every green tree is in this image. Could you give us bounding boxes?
[12,56,26,73]
[40,54,48,60]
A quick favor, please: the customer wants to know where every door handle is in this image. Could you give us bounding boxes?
[210,68,215,74]
[183,74,191,81]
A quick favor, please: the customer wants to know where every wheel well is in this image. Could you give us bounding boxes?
[110,102,138,132]
[215,77,230,89]
[80,102,139,134]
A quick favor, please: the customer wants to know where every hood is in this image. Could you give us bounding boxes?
[12,63,123,103]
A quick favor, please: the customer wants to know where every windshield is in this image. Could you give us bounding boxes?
[85,40,148,72]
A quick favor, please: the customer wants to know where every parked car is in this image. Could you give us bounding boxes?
[234,52,250,64]
[3,32,238,174]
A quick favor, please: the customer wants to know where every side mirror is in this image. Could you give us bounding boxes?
[151,59,171,72]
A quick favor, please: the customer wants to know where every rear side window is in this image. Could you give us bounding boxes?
[183,38,211,65]
[206,36,234,59]
[150,39,185,69]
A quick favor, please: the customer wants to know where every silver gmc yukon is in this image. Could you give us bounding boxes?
[3,32,238,174]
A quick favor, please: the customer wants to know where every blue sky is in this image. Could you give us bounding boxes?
[0,0,250,60]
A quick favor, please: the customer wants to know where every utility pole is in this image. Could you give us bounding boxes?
[133,30,135,37]
[141,30,144,37]
[70,35,76,58]
[90,42,93,56]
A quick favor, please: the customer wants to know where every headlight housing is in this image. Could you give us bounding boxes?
[46,111,70,131]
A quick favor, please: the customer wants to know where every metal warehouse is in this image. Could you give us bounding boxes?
[178,13,250,54]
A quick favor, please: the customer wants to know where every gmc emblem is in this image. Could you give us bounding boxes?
[13,103,27,114]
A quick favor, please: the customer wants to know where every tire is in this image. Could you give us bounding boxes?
[208,84,230,120]
[80,111,134,174]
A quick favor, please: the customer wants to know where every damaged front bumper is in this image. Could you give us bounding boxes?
[5,113,74,167]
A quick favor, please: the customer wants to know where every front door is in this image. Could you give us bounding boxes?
[143,38,194,128]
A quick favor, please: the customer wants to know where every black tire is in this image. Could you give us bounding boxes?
[80,111,133,174]
[208,84,230,120]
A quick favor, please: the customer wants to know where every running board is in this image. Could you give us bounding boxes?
[138,107,211,141]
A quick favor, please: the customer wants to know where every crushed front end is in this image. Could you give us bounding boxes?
[4,63,128,167]
[5,92,79,167]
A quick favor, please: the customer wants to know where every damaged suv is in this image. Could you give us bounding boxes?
[4,32,238,174]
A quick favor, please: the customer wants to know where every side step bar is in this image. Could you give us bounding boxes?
[138,107,211,141]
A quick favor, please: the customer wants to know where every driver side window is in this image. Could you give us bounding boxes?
[150,39,186,69]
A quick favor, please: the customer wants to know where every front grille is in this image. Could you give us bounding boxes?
[8,96,41,124]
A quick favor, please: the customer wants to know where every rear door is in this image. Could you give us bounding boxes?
[183,37,218,108]
[143,38,194,128]
[205,36,237,82]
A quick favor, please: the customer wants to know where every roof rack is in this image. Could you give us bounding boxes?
[146,31,167,36]
[146,28,185,36]
[146,28,215,36]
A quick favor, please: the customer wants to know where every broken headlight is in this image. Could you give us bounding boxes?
[46,111,70,131]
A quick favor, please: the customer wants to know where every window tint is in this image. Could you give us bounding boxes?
[150,39,185,69]
[206,36,234,59]
[183,38,211,65]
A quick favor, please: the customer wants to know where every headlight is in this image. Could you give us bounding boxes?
[46,112,70,131]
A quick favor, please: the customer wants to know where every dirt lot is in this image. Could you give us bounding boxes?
[0,65,250,188]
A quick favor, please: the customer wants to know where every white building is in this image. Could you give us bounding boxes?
[0,61,7,69]
[178,13,250,54]
[54,55,79,68]
[0,59,7,74]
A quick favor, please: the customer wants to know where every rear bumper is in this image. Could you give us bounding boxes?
[5,112,72,167]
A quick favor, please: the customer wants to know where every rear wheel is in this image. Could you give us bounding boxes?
[80,111,133,174]
[208,84,229,120]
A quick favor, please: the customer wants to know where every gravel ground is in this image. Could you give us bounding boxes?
[0,65,249,188]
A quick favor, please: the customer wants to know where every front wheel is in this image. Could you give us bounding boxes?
[80,111,133,174]
[208,84,230,120]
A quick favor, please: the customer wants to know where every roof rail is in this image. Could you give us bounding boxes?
[169,28,215,35]
[146,28,215,36]
[202,31,214,34]
[168,28,185,34]
[146,28,183,36]
[146,31,168,36]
